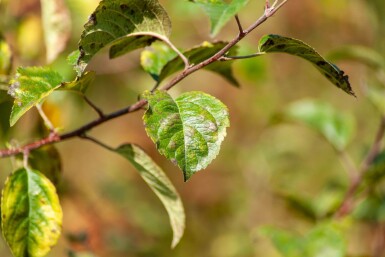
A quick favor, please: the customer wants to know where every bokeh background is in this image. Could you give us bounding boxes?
[0,0,385,256]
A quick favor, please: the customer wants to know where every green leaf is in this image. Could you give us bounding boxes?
[40,0,71,63]
[159,41,239,87]
[328,45,385,70]
[60,71,96,95]
[142,90,230,181]
[0,34,12,75]
[190,0,249,36]
[285,99,355,151]
[260,227,304,257]
[8,67,63,126]
[114,143,185,248]
[28,145,62,186]
[1,168,63,257]
[259,34,355,96]
[140,42,177,81]
[77,0,171,74]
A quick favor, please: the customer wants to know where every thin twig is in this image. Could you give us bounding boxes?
[83,96,104,118]
[80,134,115,151]
[234,15,244,35]
[0,1,291,159]
[36,103,56,132]
[335,116,385,218]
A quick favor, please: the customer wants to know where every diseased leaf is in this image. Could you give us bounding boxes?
[8,67,63,126]
[1,168,63,257]
[0,34,12,75]
[60,71,95,94]
[40,0,71,63]
[328,45,385,70]
[190,0,249,36]
[28,145,62,186]
[259,34,355,96]
[77,0,171,74]
[159,41,239,87]
[115,144,185,248]
[285,99,355,151]
[142,90,229,181]
[141,42,177,81]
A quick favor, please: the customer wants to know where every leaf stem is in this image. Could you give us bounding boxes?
[79,134,114,151]
[0,1,291,158]
[36,103,56,132]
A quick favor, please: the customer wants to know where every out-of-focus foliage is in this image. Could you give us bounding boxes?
[0,0,384,257]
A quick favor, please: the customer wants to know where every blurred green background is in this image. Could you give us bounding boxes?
[0,0,385,256]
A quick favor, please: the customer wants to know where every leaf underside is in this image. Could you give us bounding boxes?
[259,34,355,96]
[76,0,171,74]
[1,168,62,257]
[115,144,185,248]
[143,90,229,181]
[8,66,63,126]
[190,0,249,36]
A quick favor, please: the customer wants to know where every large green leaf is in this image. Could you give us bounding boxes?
[40,0,71,63]
[114,143,185,248]
[190,0,249,36]
[1,168,63,257]
[157,41,239,87]
[8,67,63,126]
[285,99,355,151]
[259,34,355,96]
[76,0,171,74]
[0,34,12,75]
[142,90,229,181]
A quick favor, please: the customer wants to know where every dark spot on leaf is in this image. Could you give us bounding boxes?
[2,214,5,219]
[275,44,286,50]
[90,43,96,49]
[263,38,274,47]
[99,43,104,48]
[120,4,129,11]
[324,73,332,80]
[130,9,135,16]
[102,5,107,10]
[317,61,327,66]
[88,13,97,26]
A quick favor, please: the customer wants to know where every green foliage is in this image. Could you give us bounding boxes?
[284,99,355,151]
[76,0,172,74]
[8,67,63,126]
[259,34,355,96]
[142,90,229,181]
[141,42,176,81]
[261,223,346,257]
[1,168,62,257]
[61,71,96,95]
[190,0,249,36]
[115,144,185,248]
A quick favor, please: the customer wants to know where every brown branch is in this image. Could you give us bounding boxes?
[0,1,290,159]
[335,116,385,218]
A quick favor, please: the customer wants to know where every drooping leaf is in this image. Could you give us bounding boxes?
[258,34,355,96]
[8,67,63,126]
[285,99,355,151]
[40,0,71,63]
[142,90,230,181]
[1,168,63,257]
[190,0,249,36]
[60,71,95,94]
[328,45,385,71]
[0,34,12,75]
[114,143,185,248]
[159,41,239,87]
[140,42,177,81]
[76,0,171,74]
[28,145,62,186]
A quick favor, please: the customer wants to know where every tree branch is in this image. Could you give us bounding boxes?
[0,1,290,159]
[335,116,385,218]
